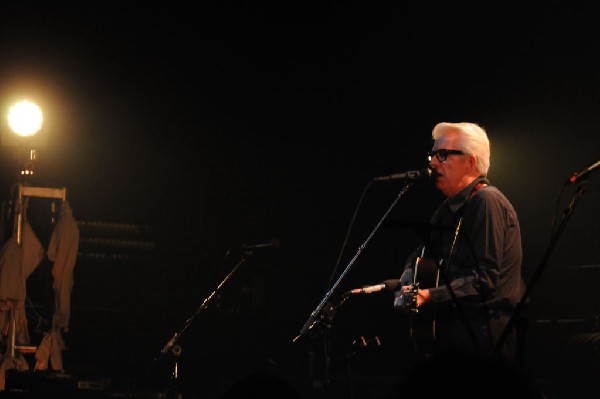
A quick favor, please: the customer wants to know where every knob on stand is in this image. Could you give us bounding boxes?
[166,344,182,399]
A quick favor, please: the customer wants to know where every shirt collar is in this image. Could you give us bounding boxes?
[447,176,489,214]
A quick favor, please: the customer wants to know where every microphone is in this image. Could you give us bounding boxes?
[347,279,401,295]
[374,167,431,182]
[241,237,281,250]
[565,157,600,185]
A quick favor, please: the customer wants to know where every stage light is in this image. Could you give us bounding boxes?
[2,99,48,181]
[2,99,47,147]
[7,100,43,137]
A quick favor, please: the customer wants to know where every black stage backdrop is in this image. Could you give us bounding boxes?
[0,3,599,398]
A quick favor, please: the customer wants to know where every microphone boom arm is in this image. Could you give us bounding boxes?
[293,182,416,342]
[155,250,253,362]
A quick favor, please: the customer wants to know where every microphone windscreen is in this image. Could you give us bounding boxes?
[383,279,401,291]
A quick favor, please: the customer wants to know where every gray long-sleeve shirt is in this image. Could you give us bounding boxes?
[403,177,526,314]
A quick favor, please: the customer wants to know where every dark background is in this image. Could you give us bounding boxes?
[0,3,599,398]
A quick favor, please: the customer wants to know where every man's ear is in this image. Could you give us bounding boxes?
[468,154,478,171]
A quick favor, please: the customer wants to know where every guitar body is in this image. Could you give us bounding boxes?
[409,257,439,357]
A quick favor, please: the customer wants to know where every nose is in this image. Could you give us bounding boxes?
[429,155,440,168]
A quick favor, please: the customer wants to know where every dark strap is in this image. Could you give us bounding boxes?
[467,182,488,202]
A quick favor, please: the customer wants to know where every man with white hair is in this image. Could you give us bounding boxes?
[395,122,526,364]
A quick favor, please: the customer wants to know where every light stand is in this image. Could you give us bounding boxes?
[0,99,56,376]
[2,184,67,371]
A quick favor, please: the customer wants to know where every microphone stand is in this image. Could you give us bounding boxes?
[293,182,415,397]
[294,182,415,341]
[153,249,255,394]
[494,180,589,356]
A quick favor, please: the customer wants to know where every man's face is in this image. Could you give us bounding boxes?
[429,129,475,198]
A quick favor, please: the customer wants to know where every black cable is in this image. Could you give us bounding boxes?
[326,180,375,291]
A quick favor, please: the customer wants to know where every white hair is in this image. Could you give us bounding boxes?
[432,122,491,176]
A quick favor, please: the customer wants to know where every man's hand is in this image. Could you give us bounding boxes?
[415,287,431,307]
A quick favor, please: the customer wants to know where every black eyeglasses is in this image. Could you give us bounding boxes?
[428,149,465,162]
